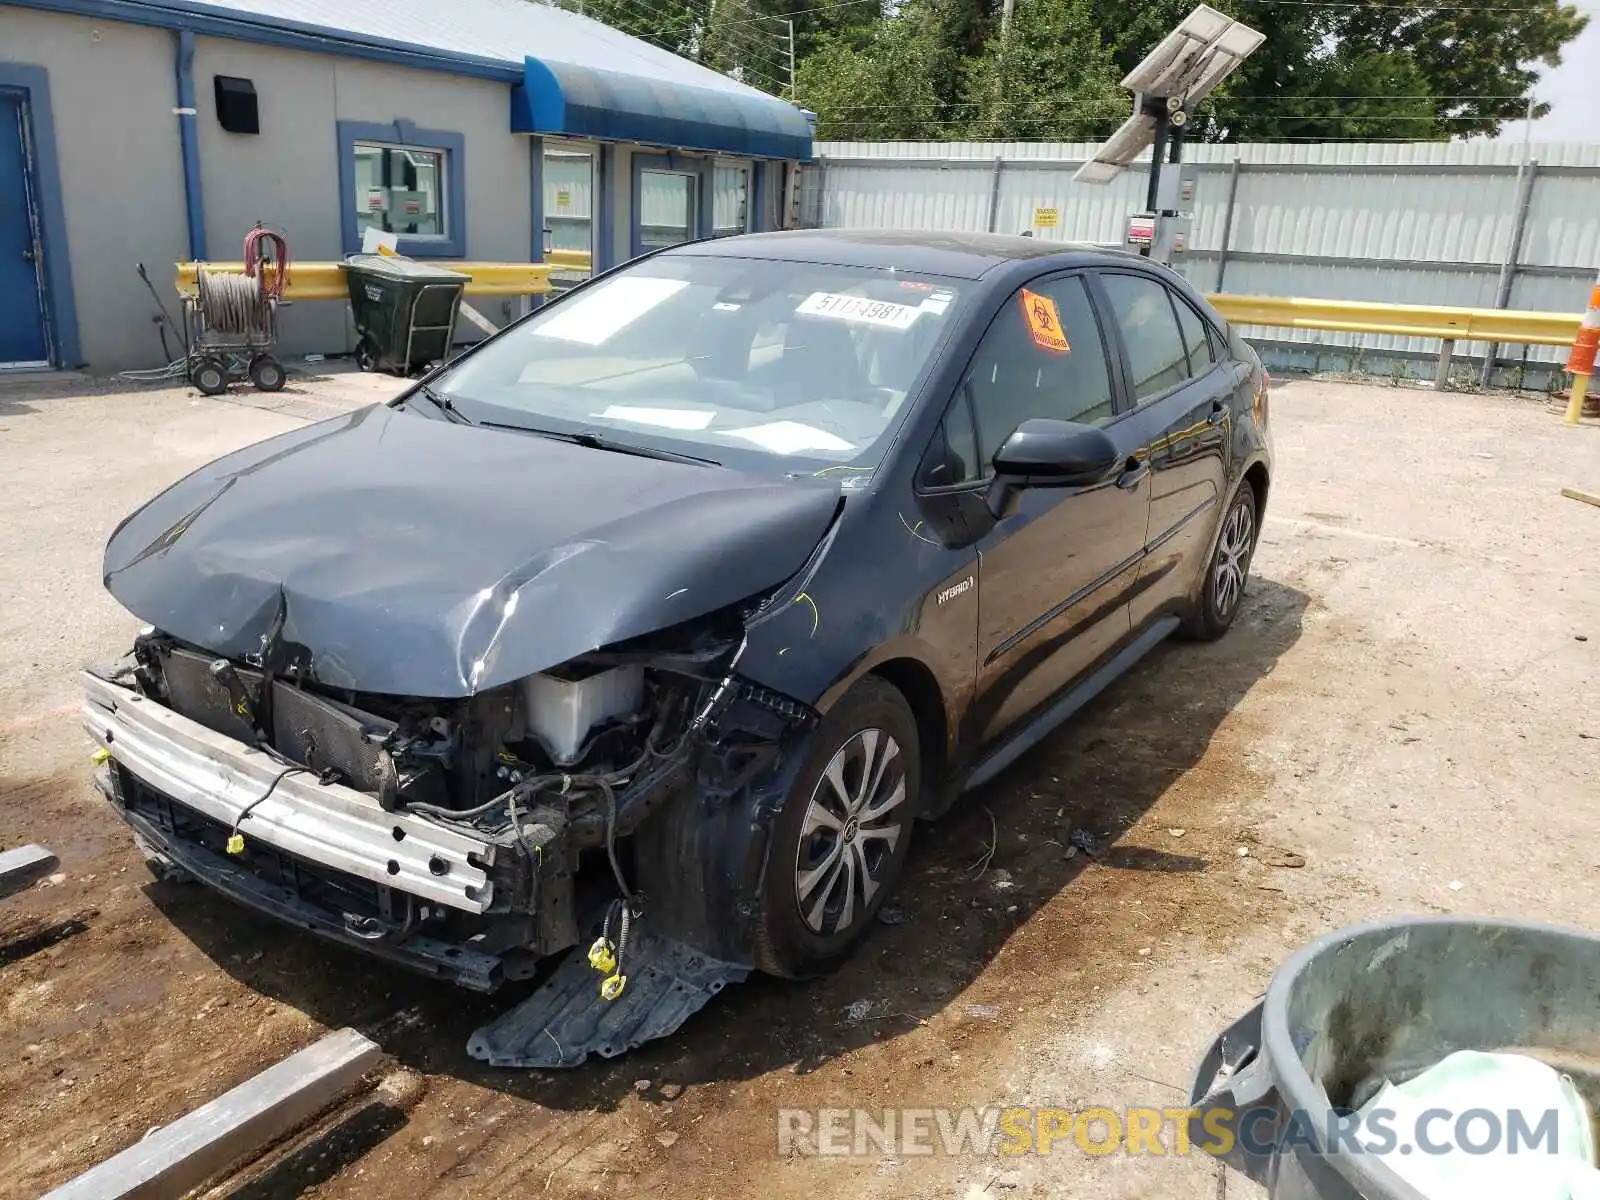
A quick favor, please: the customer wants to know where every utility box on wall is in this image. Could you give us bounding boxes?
[213,76,259,134]
[1156,164,1198,213]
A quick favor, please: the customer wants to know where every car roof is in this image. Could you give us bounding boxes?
[666,229,1153,281]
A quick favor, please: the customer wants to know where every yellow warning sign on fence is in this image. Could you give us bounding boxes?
[1020,287,1070,354]
[1033,206,1060,228]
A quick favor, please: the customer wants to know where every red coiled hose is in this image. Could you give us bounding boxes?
[242,226,290,299]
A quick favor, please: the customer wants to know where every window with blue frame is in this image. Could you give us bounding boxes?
[713,163,750,237]
[639,169,697,253]
[631,151,710,259]
[337,120,465,257]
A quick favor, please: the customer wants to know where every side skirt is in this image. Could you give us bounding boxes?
[960,615,1181,793]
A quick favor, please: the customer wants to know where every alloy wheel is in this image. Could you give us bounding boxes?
[794,728,907,936]
[1213,497,1254,617]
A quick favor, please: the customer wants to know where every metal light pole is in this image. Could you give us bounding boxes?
[1073,6,1263,266]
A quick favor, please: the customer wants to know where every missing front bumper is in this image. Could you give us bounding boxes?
[82,670,495,912]
[105,776,506,991]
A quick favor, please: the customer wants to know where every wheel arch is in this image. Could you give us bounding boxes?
[866,656,950,813]
[1243,459,1270,534]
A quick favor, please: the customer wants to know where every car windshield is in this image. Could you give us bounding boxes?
[430,253,965,474]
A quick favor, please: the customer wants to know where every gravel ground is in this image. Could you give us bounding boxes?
[0,370,1596,1199]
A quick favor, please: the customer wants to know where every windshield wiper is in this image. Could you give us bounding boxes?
[408,382,473,425]
[478,421,721,467]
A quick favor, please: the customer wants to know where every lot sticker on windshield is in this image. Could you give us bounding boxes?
[726,421,855,455]
[796,292,922,331]
[530,277,689,346]
[1020,287,1070,353]
[597,405,716,430]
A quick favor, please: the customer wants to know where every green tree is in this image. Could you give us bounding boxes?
[554,0,883,98]
[1088,0,1586,142]
[768,0,884,64]
[794,4,963,138]
[561,0,1590,143]
[700,0,801,96]
[559,0,708,61]
[963,0,1126,140]
[1339,0,1588,137]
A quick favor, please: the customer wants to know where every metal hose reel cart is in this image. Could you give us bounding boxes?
[187,227,289,396]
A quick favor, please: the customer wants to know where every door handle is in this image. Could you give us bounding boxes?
[21,248,35,263]
[1115,456,1149,490]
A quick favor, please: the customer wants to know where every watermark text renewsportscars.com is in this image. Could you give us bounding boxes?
[776,1106,1567,1159]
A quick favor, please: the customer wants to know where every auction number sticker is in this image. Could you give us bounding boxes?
[797,292,922,331]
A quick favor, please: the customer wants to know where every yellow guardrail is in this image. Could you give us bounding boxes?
[1207,294,1581,348]
[176,261,555,302]
[545,249,593,271]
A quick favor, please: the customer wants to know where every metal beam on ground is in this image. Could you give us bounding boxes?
[43,1028,381,1200]
[0,844,58,900]
[456,302,501,336]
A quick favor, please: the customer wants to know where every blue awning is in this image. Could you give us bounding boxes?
[511,56,812,161]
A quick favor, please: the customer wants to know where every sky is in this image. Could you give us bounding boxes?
[1518,14,1599,141]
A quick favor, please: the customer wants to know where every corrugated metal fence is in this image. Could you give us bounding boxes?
[800,140,1600,381]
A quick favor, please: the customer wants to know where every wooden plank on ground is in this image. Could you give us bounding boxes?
[1560,487,1600,509]
[42,1028,382,1200]
[0,844,58,900]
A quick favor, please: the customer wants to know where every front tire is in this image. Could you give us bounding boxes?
[754,677,919,978]
[191,357,228,396]
[1184,479,1257,641]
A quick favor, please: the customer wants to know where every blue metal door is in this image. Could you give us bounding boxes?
[0,93,49,366]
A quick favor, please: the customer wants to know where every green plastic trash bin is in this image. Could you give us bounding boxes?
[339,255,468,376]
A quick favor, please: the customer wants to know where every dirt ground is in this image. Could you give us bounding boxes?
[1,368,1596,1199]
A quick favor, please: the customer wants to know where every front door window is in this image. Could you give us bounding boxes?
[964,274,1116,467]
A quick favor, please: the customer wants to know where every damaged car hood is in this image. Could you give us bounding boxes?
[103,403,840,696]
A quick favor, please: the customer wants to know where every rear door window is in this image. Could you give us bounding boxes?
[1100,273,1191,403]
[1174,297,1216,373]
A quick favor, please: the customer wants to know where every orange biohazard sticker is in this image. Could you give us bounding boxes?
[1020,288,1070,353]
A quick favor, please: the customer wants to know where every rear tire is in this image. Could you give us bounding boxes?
[1183,479,1257,641]
[754,677,919,978]
[354,337,378,373]
[248,354,286,392]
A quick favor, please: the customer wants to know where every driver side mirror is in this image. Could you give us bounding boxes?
[985,418,1120,519]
